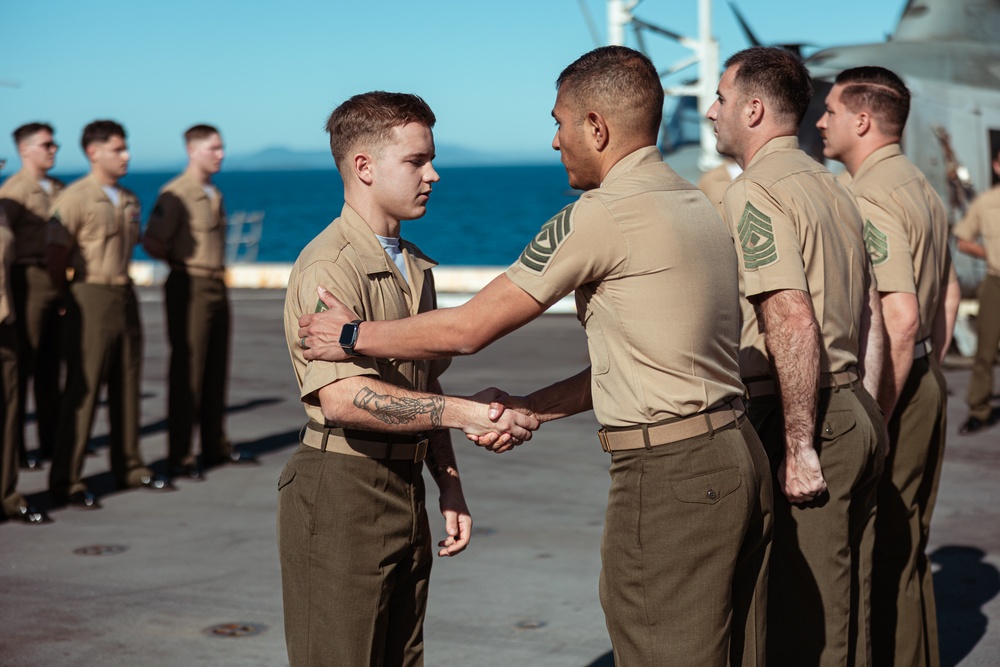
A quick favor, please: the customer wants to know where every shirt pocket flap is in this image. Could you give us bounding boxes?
[818,409,857,441]
[277,466,297,491]
[672,467,741,505]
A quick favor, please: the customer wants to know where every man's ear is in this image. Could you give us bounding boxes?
[588,111,610,151]
[856,112,871,137]
[747,97,764,128]
[353,153,374,185]
[85,144,98,164]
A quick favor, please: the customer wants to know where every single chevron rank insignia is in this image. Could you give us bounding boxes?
[737,202,778,269]
[518,203,575,273]
[863,219,889,266]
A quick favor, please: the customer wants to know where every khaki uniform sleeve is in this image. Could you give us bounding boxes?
[144,189,185,246]
[952,198,982,242]
[722,177,808,298]
[296,259,380,403]
[46,191,80,249]
[505,198,627,306]
[856,195,915,294]
[0,182,26,227]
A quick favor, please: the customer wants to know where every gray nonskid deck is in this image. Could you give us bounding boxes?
[1,287,997,666]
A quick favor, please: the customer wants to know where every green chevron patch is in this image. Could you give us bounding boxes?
[737,202,778,269]
[518,203,575,273]
[863,219,889,266]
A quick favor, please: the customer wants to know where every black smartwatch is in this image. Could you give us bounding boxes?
[339,319,365,357]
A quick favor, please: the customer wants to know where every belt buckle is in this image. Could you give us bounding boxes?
[598,429,611,453]
[413,439,428,463]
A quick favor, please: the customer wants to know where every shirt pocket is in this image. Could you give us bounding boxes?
[672,467,742,505]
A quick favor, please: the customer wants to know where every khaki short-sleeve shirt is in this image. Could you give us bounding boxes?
[145,172,227,274]
[850,144,954,341]
[954,184,1000,276]
[283,203,451,426]
[46,174,140,285]
[722,136,871,379]
[698,163,734,219]
[506,146,744,428]
[0,170,65,263]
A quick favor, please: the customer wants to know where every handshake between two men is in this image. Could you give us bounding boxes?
[300,285,561,454]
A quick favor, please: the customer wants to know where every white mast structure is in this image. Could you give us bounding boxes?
[606,0,721,171]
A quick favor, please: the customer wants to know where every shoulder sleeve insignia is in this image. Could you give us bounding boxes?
[518,203,575,273]
[737,201,779,269]
[863,219,889,266]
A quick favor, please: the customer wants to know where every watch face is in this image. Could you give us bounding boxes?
[339,323,358,347]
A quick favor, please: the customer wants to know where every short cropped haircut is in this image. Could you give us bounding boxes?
[834,67,911,138]
[725,47,813,126]
[556,46,664,139]
[81,120,126,151]
[325,92,436,173]
[13,123,54,146]
[185,124,220,144]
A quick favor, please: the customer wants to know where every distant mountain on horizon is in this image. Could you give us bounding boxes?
[34,143,556,176]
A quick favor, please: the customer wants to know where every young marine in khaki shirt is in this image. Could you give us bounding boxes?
[0,123,65,467]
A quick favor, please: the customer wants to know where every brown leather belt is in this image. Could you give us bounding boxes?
[913,337,932,360]
[597,398,745,453]
[744,366,860,400]
[300,420,427,462]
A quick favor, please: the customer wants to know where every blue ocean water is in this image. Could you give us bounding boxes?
[72,165,577,267]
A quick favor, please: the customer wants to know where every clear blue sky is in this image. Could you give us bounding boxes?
[1,0,905,172]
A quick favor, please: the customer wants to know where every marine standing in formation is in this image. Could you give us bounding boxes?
[817,65,959,667]
[709,47,886,667]
[954,145,1000,435]
[46,120,170,509]
[144,124,256,481]
[279,91,540,666]
[0,208,47,523]
[0,124,64,470]
[298,47,772,667]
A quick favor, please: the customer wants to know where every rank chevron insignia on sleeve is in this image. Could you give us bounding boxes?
[518,203,575,273]
[863,219,889,265]
[737,201,778,269]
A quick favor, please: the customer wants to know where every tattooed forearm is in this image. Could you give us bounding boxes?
[353,387,446,428]
[425,430,458,479]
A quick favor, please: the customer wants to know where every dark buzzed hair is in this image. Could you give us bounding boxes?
[725,46,813,126]
[556,46,664,139]
[13,123,54,146]
[185,124,220,144]
[325,92,436,173]
[834,67,911,138]
[81,120,126,151]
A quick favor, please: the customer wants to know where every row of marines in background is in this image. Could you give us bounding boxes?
[287,47,1000,667]
[0,121,255,523]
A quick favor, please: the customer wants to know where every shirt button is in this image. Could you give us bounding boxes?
[707,489,717,500]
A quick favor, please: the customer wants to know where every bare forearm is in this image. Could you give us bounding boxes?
[756,290,820,457]
[932,279,960,364]
[767,317,820,455]
[878,291,918,418]
[858,288,885,400]
[524,367,594,423]
[956,238,986,260]
[353,275,546,360]
[319,377,462,433]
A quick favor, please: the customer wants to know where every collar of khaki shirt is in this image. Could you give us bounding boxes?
[851,142,903,184]
[599,145,663,188]
[746,135,799,170]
